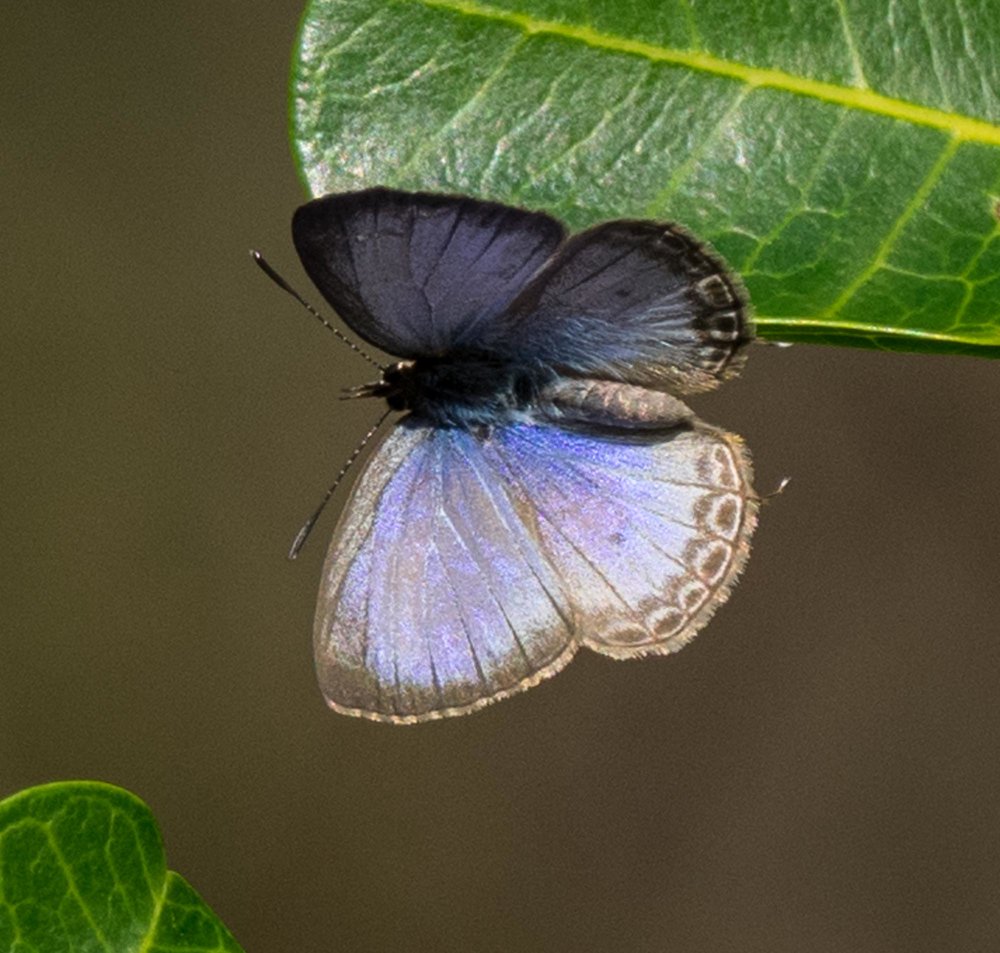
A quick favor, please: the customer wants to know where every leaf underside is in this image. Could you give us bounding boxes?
[0,782,244,953]
[293,0,1000,357]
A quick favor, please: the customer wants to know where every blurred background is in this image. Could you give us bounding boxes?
[4,3,1000,951]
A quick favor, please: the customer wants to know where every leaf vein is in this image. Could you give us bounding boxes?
[827,138,960,316]
[413,0,1000,143]
[394,34,528,179]
[833,0,869,89]
[740,110,850,273]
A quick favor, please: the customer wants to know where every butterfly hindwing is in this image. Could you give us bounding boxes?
[292,188,566,357]
[314,414,756,721]
[313,421,576,723]
[479,420,758,656]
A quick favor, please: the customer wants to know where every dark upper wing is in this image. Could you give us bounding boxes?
[292,188,566,357]
[483,220,752,393]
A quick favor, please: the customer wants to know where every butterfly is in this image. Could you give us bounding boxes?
[276,187,758,723]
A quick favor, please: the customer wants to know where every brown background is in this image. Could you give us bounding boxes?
[4,3,1000,951]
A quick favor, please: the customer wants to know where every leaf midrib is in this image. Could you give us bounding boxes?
[416,0,1000,144]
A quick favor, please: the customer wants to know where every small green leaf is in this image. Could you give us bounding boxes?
[0,782,244,953]
[292,0,1000,357]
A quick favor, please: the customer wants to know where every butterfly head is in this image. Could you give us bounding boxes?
[340,361,414,406]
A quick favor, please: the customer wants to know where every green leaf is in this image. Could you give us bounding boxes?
[292,0,1000,357]
[0,781,244,953]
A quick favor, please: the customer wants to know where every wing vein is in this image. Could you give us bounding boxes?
[463,439,574,634]
[438,482,530,664]
[432,451,492,694]
[490,435,636,616]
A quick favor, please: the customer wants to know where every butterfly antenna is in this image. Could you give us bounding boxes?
[756,475,791,503]
[251,250,382,369]
[288,408,392,560]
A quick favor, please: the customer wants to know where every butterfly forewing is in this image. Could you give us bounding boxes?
[486,220,751,392]
[292,188,566,357]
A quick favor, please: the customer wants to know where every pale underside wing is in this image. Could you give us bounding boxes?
[313,416,757,724]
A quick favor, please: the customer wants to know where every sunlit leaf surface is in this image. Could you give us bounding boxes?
[294,0,1000,356]
[0,782,244,953]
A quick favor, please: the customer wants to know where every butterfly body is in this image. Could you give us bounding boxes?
[366,352,557,428]
[285,188,760,723]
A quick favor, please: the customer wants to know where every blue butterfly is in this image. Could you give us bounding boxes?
[277,188,758,723]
